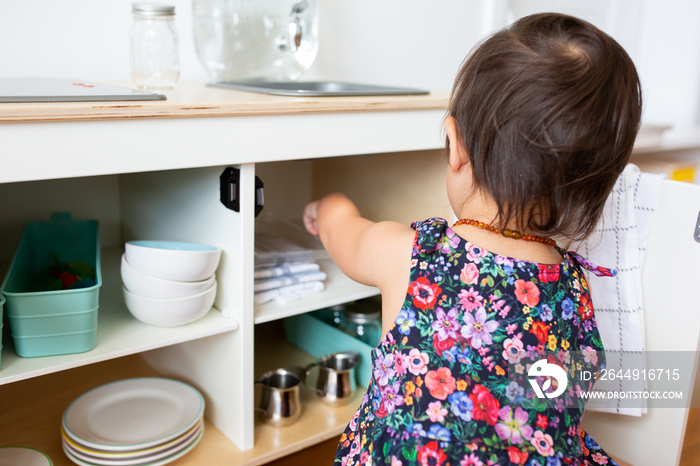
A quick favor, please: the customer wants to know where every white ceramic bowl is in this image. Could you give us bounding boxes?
[123,281,217,327]
[124,240,222,282]
[121,254,215,299]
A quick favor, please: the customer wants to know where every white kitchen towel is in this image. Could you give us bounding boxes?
[571,163,664,415]
[254,270,328,292]
[254,281,325,306]
[254,262,321,280]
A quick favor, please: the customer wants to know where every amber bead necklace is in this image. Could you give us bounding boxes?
[453,218,557,248]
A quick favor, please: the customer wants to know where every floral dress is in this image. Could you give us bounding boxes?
[335,218,618,466]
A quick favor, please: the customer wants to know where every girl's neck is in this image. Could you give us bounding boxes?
[452,192,563,264]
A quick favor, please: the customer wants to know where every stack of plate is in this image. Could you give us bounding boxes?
[61,378,204,466]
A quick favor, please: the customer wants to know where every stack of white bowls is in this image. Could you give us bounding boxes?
[121,241,221,327]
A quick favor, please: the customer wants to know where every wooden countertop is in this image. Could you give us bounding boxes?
[0,82,450,123]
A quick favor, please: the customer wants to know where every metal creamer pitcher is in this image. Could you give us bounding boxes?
[255,366,303,427]
[304,351,359,406]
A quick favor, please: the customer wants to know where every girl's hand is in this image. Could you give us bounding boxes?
[303,200,320,236]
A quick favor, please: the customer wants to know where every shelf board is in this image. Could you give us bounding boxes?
[0,248,238,386]
[254,259,379,324]
[0,82,449,123]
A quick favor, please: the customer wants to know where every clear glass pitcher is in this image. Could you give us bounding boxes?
[192,0,318,82]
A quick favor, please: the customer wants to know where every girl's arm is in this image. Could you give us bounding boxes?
[303,193,414,302]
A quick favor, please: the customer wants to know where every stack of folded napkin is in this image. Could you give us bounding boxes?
[254,229,328,306]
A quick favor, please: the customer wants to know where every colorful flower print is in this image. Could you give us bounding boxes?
[536,414,548,430]
[467,244,488,262]
[506,446,529,465]
[382,381,404,414]
[582,347,599,365]
[493,298,511,318]
[417,441,447,466]
[396,309,417,335]
[427,400,448,422]
[529,321,551,345]
[531,430,555,456]
[505,381,525,403]
[393,351,408,376]
[502,336,525,364]
[439,229,460,254]
[578,294,594,320]
[425,367,456,400]
[407,348,429,376]
[432,307,462,341]
[334,218,615,466]
[494,406,533,444]
[373,352,395,386]
[514,279,540,307]
[469,384,500,426]
[540,304,553,322]
[427,424,451,442]
[448,390,473,421]
[538,263,560,283]
[561,297,574,320]
[458,288,483,311]
[460,262,479,285]
[461,307,499,349]
[459,453,484,466]
[408,276,442,310]
[432,333,458,357]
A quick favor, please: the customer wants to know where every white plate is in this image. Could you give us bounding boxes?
[63,378,204,451]
[0,447,52,466]
[63,423,204,466]
[62,427,203,466]
[62,417,202,459]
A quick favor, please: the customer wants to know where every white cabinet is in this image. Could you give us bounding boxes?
[0,84,449,465]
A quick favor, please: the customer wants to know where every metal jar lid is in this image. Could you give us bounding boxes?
[345,301,381,324]
[132,3,176,16]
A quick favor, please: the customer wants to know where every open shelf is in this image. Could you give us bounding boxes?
[253,259,379,324]
[249,335,364,465]
[0,249,238,386]
[0,346,360,466]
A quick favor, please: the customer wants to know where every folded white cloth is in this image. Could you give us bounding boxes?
[571,163,664,415]
[254,262,321,280]
[254,281,325,306]
[254,270,327,292]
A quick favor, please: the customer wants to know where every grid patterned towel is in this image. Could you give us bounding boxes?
[571,164,664,415]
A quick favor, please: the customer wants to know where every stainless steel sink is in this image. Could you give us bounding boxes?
[209,81,429,97]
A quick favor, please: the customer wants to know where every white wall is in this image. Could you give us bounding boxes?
[1,1,700,127]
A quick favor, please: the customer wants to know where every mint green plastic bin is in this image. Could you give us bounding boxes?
[0,213,101,358]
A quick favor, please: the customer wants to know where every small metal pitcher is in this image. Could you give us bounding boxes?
[304,351,359,406]
[255,366,303,427]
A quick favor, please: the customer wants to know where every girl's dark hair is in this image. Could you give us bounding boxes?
[448,13,642,241]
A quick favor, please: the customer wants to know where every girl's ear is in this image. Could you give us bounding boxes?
[444,116,469,173]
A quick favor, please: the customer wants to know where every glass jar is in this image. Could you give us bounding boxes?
[315,304,346,329]
[192,0,318,82]
[342,301,382,347]
[130,3,180,90]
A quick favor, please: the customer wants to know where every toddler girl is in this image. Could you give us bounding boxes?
[304,12,641,466]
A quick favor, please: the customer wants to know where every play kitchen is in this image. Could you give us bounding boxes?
[0,1,448,464]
